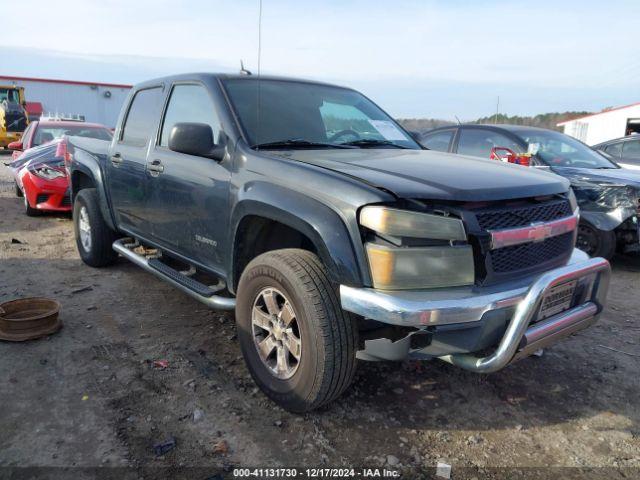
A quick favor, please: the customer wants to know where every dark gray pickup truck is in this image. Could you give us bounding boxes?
[68,73,611,412]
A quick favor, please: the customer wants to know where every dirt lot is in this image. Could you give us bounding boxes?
[0,157,638,480]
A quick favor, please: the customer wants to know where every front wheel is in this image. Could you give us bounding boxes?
[576,220,616,259]
[73,188,119,267]
[236,249,357,412]
[23,194,40,216]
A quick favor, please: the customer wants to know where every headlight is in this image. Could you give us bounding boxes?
[30,165,66,180]
[359,206,466,240]
[366,243,474,290]
[567,188,578,213]
[360,205,474,290]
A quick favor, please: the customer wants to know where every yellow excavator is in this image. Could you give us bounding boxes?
[0,85,28,149]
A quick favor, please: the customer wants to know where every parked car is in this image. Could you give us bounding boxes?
[421,124,640,259]
[9,126,112,215]
[67,73,610,412]
[593,135,640,171]
[8,119,113,160]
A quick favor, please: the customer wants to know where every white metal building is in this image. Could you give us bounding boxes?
[0,75,132,128]
[557,102,640,145]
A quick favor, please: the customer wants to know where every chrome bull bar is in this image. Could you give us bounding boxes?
[438,256,610,373]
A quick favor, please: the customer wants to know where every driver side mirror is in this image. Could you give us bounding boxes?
[7,141,23,151]
[168,122,225,160]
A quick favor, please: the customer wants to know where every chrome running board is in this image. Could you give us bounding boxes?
[112,238,235,311]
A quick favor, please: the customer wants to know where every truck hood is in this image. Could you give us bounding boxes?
[277,149,568,201]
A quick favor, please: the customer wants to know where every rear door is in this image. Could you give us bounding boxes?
[107,86,164,237]
[146,82,230,272]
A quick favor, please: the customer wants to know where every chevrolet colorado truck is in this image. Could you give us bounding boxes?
[68,73,611,412]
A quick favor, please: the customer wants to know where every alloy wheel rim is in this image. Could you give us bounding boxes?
[78,206,92,252]
[251,287,302,380]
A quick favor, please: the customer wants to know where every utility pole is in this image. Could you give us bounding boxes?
[494,96,500,124]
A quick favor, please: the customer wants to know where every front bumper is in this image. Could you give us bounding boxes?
[22,172,72,212]
[340,249,610,372]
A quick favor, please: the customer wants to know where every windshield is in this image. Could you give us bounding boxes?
[0,88,20,104]
[517,129,616,169]
[33,125,112,147]
[222,79,420,149]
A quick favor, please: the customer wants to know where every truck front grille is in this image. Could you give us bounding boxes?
[463,197,575,285]
[491,232,575,273]
[476,198,572,230]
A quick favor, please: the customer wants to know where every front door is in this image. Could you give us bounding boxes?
[146,82,230,273]
[107,86,164,237]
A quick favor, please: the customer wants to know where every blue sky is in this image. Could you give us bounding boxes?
[2,0,638,119]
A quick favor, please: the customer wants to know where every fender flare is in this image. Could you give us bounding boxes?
[69,148,117,231]
[228,182,368,292]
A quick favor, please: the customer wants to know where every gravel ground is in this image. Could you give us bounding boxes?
[0,156,638,480]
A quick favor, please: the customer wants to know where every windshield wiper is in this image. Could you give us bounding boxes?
[339,139,410,149]
[252,139,354,150]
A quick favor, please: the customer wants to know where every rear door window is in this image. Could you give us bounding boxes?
[121,87,163,147]
[160,84,221,147]
[456,128,521,158]
[622,139,640,160]
[603,142,622,158]
[421,130,454,152]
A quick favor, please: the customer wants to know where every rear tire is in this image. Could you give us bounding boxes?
[236,249,357,412]
[577,220,616,259]
[73,188,119,267]
[15,182,23,197]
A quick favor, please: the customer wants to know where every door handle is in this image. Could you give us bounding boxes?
[146,159,164,176]
[110,153,124,166]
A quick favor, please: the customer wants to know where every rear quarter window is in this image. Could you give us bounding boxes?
[421,130,454,152]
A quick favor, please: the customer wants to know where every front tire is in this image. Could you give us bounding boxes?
[577,220,616,259]
[73,188,119,267]
[24,194,40,216]
[236,249,357,412]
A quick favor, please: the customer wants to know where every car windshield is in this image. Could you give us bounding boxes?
[222,78,420,149]
[33,125,112,147]
[517,129,617,169]
[0,88,20,104]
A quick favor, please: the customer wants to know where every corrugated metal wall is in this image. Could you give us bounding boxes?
[0,77,131,128]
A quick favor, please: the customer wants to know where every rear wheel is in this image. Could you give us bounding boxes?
[577,220,616,259]
[15,182,23,197]
[236,249,357,412]
[73,188,119,267]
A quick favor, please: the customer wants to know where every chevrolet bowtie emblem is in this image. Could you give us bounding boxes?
[528,222,553,242]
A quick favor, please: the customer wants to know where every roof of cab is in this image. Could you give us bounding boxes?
[131,72,350,91]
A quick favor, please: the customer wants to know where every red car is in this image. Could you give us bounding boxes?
[8,119,112,160]
[8,123,112,215]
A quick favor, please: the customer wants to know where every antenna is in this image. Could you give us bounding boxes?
[240,60,252,75]
[454,115,462,125]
